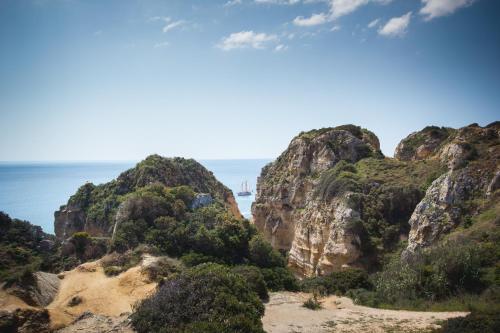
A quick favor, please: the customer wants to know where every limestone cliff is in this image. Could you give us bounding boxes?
[253,122,499,277]
[403,122,500,256]
[55,155,241,240]
[252,125,385,276]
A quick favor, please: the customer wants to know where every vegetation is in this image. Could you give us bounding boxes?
[302,293,323,310]
[301,268,372,296]
[130,263,265,333]
[0,212,59,284]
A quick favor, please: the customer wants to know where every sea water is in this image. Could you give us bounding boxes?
[0,159,270,234]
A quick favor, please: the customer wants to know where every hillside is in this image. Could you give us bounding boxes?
[54,155,241,240]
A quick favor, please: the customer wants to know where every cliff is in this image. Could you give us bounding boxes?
[252,122,499,277]
[54,155,241,240]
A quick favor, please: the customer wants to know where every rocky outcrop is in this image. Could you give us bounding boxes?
[0,308,51,333]
[190,193,214,210]
[403,122,500,256]
[253,122,499,277]
[55,155,241,240]
[8,272,60,307]
[55,312,134,333]
[287,193,364,276]
[394,126,455,161]
[252,125,382,276]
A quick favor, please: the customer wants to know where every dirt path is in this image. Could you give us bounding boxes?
[46,259,157,330]
[263,292,468,333]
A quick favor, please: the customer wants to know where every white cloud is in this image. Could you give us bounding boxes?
[293,13,328,26]
[223,0,243,7]
[378,12,411,37]
[330,0,369,19]
[218,31,278,50]
[330,25,341,31]
[275,44,288,51]
[420,0,476,20]
[163,20,186,33]
[255,0,300,4]
[290,0,393,28]
[148,16,171,23]
[154,41,170,48]
[367,18,380,28]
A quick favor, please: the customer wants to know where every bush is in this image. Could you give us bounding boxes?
[301,268,372,295]
[232,266,269,301]
[141,256,182,282]
[248,236,285,268]
[130,263,265,333]
[437,311,500,333]
[303,293,322,310]
[101,251,142,277]
[261,267,299,292]
[180,252,223,267]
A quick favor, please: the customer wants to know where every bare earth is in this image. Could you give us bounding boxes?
[46,258,157,330]
[263,292,468,333]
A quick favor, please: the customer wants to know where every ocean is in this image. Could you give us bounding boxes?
[0,159,270,234]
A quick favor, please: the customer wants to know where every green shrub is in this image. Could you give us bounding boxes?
[248,236,285,268]
[261,267,299,292]
[301,268,372,295]
[180,252,223,267]
[131,263,265,333]
[437,311,500,333]
[232,266,269,301]
[303,293,322,310]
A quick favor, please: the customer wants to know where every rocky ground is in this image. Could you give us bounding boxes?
[263,292,467,333]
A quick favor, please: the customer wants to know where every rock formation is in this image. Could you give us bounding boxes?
[253,122,499,277]
[252,125,384,276]
[403,122,500,255]
[8,272,60,307]
[55,155,241,240]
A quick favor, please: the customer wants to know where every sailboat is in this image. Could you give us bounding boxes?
[237,181,252,196]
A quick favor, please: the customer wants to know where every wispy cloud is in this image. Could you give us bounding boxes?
[420,0,477,21]
[330,25,341,31]
[223,0,243,7]
[293,13,328,26]
[367,18,380,28]
[255,0,300,4]
[378,12,411,37]
[275,44,288,51]
[163,20,186,33]
[218,31,278,50]
[291,0,393,29]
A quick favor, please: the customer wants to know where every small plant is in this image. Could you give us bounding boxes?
[303,293,322,310]
[67,296,83,307]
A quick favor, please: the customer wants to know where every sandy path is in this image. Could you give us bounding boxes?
[263,292,468,333]
[46,259,157,329]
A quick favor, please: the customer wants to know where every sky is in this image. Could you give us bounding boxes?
[0,0,499,161]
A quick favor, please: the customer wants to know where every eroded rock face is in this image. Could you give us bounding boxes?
[403,122,500,256]
[394,126,455,161]
[56,312,134,333]
[0,308,51,333]
[252,125,381,276]
[8,272,60,307]
[287,194,363,276]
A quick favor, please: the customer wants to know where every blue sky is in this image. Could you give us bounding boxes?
[0,0,498,160]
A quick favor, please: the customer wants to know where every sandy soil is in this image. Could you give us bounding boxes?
[0,288,34,312]
[46,258,157,329]
[263,292,468,333]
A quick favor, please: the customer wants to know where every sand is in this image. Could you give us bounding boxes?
[263,292,468,333]
[46,259,157,329]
